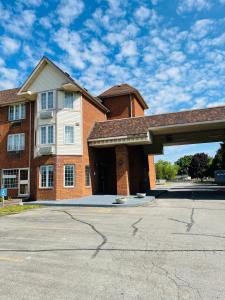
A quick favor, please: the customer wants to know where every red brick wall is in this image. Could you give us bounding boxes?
[115,145,130,195]
[102,95,131,120]
[148,155,156,189]
[132,96,145,117]
[82,96,107,196]
[0,102,35,199]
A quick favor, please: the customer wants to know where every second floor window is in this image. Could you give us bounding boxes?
[8,103,26,121]
[41,91,54,110]
[40,125,54,145]
[7,133,25,151]
[64,92,74,109]
[64,125,74,144]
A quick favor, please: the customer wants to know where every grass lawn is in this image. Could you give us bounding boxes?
[0,205,41,216]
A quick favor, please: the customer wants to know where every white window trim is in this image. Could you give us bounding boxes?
[64,125,75,145]
[8,103,26,121]
[64,92,74,110]
[39,165,54,189]
[39,125,55,145]
[40,90,55,111]
[64,165,75,188]
[7,133,25,152]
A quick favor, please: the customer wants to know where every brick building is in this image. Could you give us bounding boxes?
[0,57,156,200]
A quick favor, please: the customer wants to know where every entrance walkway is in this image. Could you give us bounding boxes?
[25,195,155,207]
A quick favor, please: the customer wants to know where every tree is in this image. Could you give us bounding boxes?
[211,142,225,172]
[155,160,179,180]
[188,153,209,180]
[175,155,193,175]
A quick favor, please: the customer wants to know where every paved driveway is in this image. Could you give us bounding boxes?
[1,183,225,299]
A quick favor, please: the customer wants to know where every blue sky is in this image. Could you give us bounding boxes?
[0,0,224,162]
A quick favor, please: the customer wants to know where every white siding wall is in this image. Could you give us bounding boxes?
[29,64,68,93]
[56,91,82,155]
[32,63,83,157]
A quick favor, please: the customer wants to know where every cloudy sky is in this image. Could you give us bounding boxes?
[0,0,224,162]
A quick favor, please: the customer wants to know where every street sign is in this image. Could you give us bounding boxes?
[0,189,7,207]
[0,189,7,197]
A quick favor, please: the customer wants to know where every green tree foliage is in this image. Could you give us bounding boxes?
[175,155,193,175]
[188,153,209,180]
[155,160,179,180]
[211,142,225,172]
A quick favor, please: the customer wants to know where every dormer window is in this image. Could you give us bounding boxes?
[64,92,74,109]
[8,103,26,121]
[40,91,54,110]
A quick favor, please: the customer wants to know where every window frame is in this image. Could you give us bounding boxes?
[39,125,55,145]
[64,164,75,188]
[7,133,25,152]
[64,125,75,145]
[39,165,54,189]
[40,91,54,111]
[64,91,74,109]
[85,165,91,187]
[8,103,26,121]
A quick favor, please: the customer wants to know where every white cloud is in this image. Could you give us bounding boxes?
[0,36,20,55]
[16,0,42,6]
[135,6,151,22]
[0,7,36,37]
[177,0,212,14]
[57,0,84,26]
[117,40,137,59]
[191,19,214,39]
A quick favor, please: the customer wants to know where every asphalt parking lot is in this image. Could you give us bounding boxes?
[1,183,225,299]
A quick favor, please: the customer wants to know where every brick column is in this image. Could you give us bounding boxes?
[115,145,130,195]
[148,155,156,189]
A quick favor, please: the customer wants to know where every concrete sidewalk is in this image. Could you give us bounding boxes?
[24,194,155,207]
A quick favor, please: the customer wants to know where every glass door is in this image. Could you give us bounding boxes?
[18,169,29,197]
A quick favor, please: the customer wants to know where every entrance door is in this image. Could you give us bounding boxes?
[18,169,29,197]
[99,163,108,194]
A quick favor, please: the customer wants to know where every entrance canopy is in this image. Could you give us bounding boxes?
[89,106,225,154]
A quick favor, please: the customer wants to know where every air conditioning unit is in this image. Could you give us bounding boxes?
[39,111,54,119]
[39,146,54,156]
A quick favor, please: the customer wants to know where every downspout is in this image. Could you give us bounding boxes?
[29,101,32,196]
[130,93,133,117]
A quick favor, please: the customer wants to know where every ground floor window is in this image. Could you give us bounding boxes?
[40,165,54,188]
[2,169,19,189]
[64,165,75,187]
[85,165,91,187]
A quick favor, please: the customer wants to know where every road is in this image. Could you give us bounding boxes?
[1,182,225,299]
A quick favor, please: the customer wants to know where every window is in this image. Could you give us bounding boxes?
[7,133,25,151]
[8,103,25,121]
[64,92,74,109]
[64,165,75,187]
[2,169,18,189]
[40,165,54,188]
[40,91,54,110]
[40,125,54,144]
[64,125,74,144]
[85,165,91,187]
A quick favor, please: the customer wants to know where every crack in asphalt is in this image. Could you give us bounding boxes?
[173,233,225,239]
[151,262,203,300]
[169,208,195,233]
[1,248,225,253]
[131,218,143,236]
[55,210,107,258]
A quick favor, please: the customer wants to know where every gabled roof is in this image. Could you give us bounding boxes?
[18,56,109,113]
[98,83,149,109]
[89,105,225,140]
[0,88,25,106]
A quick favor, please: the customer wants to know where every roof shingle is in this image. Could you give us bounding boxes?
[89,106,225,140]
[0,88,24,106]
[98,83,149,109]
